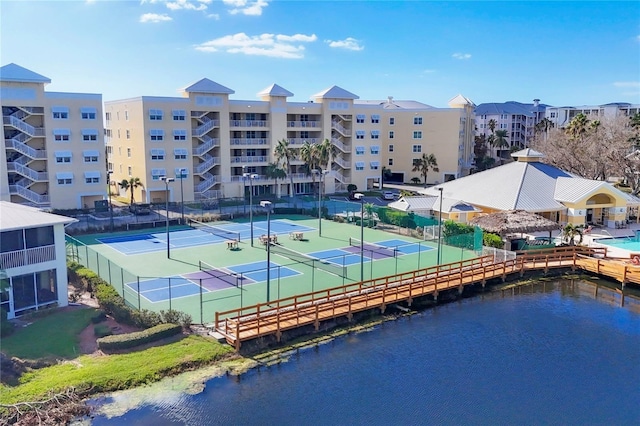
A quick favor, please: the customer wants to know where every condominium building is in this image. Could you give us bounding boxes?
[545,102,640,128]
[0,64,105,210]
[474,99,548,155]
[105,80,475,204]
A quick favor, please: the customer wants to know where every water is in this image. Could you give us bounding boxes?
[597,230,640,251]
[88,280,640,425]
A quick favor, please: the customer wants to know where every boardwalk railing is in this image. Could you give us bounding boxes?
[215,246,635,350]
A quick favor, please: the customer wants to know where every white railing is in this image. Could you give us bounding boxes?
[3,116,45,137]
[331,138,351,153]
[330,168,348,183]
[333,156,350,168]
[331,120,351,136]
[193,135,220,155]
[0,245,56,270]
[11,162,48,181]
[230,156,268,164]
[191,111,208,118]
[5,138,47,159]
[10,184,50,204]
[195,189,223,200]
[287,138,318,146]
[195,174,218,193]
[287,121,320,128]
[335,114,352,122]
[17,106,44,115]
[194,155,220,174]
[230,138,269,146]
[193,119,219,137]
[229,120,268,128]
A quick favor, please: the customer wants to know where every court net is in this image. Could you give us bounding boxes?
[199,260,240,287]
[269,243,347,278]
[349,238,398,258]
[188,218,241,242]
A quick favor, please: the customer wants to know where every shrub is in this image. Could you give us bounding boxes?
[483,232,504,249]
[94,324,112,338]
[160,310,192,330]
[91,310,107,324]
[0,307,15,337]
[96,323,182,351]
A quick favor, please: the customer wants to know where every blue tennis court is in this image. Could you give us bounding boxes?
[376,239,435,254]
[126,277,208,303]
[226,260,301,283]
[309,249,363,266]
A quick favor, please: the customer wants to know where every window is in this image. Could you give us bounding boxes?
[413,131,422,139]
[126,130,130,139]
[149,109,163,120]
[388,158,393,166]
[355,130,365,140]
[550,112,556,118]
[84,171,100,184]
[172,109,186,121]
[356,114,365,124]
[299,131,309,139]
[355,161,365,171]
[82,129,99,142]
[151,168,166,181]
[80,107,97,120]
[371,130,380,140]
[500,114,508,119]
[389,131,394,139]
[124,110,129,121]
[151,149,165,160]
[371,114,380,124]
[105,112,111,121]
[52,107,69,119]
[500,123,507,129]
[389,117,395,125]
[370,161,380,170]
[174,148,188,160]
[413,116,423,125]
[127,166,132,176]
[355,146,365,155]
[150,129,164,141]
[370,145,380,154]
[54,151,72,163]
[83,150,100,163]
[173,129,187,141]
[53,129,70,142]
[412,145,422,153]
[127,148,131,158]
[412,158,420,167]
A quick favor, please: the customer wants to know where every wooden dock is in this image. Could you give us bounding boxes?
[214,246,639,350]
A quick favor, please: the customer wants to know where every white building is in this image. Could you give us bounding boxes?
[0,201,76,319]
[545,102,640,128]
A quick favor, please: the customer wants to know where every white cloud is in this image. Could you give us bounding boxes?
[195,32,315,58]
[452,53,471,60]
[613,81,640,88]
[140,13,173,23]
[223,0,269,16]
[422,69,436,74]
[206,13,220,20]
[167,0,208,11]
[326,37,364,51]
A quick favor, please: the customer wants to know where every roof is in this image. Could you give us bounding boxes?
[311,85,359,100]
[258,84,294,97]
[388,196,437,212]
[0,201,76,232]
[474,101,551,116]
[469,210,561,236]
[0,63,51,84]
[183,78,235,94]
[511,148,544,159]
[448,94,475,107]
[354,99,434,109]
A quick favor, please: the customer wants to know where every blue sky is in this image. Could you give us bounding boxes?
[2,1,639,107]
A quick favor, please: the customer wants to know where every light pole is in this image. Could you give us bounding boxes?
[107,171,114,232]
[260,200,273,302]
[437,187,443,265]
[314,169,329,237]
[242,165,247,215]
[177,168,186,224]
[160,176,175,258]
[244,172,259,246]
[354,192,365,283]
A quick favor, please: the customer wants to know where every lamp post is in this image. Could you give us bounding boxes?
[160,176,175,258]
[244,172,259,246]
[315,169,329,237]
[177,168,186,224]
[107,171,114,232]
[354,192,365,283]
[260,200,273,302]
[437,187,443,265]
[242,165,247,215]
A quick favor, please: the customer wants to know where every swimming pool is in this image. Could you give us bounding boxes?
[596,231,640,252]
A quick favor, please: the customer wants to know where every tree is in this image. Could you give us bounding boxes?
[265,162,286,198]
[364,203,375,227]
[381,166,393,188]
[274,139,296,199]
[561,224,583,246]
[473,134,495,172]
[119,177,143,205]
[494,129,509,159]
[412,153,439,187]
[299,140,319,193]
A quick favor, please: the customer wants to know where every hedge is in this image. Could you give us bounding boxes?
[97,323,182,351]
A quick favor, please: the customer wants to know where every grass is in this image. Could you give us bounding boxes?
[1,307,98,359]
[0,335,233,404]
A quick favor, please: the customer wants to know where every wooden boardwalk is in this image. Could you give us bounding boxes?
[214,246,639,350]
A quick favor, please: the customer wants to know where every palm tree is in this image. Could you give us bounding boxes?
[381,166,393,189]
[412,153,439,187]
[364,203,375,227]
[494,129,509,159]
[119,177,143,205]
[274,139,296,199]
[487,119,498,160]
[265,162,286,198]
[630,113,640,148]
[299,140,319,194]
[562,223,583,246]
[566,113,589,141]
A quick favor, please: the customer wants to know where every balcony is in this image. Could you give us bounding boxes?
[230,156,268,164]
[230,138,269,146]
[0,245,56,269]
[287,121,320,128]
[229,120,268,128]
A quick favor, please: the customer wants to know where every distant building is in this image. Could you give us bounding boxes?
[0,64,106,209]
[545,103,640,128]
[0,201,76,319]
[474,99,549,158]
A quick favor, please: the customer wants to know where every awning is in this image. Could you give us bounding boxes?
[81,128,99,135]
[56,172,73,179]
[83,150,100,157]
[84,171,101,178]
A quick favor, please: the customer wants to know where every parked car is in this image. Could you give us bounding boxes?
[382,191,395,200]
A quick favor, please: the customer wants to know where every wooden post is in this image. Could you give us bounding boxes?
[315,304,320,330]
[276,310,281,342]
[347,296,353,321]
[235,323,240,352]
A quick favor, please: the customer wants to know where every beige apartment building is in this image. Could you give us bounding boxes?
[1,64,105,210]
[105,79,475,205]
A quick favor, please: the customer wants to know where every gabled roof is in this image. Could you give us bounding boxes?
[389,196,437,212]
[311,85,359,100]
[183,78,234,94]
[257,84,293,97]
[0,201,76,232]
[553,177,626,203]
[0,63,51,84]
[448,94,475,107]
[511,148,544,159]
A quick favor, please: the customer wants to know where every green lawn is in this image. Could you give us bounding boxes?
[1,307,98,359]
[0,334,233,404]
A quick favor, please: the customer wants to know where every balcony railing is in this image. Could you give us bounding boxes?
[5,137,47,159]
[229,120,268,128]
[287,138,319,146]
[230,156,268,164]
[193,135,220,156]
[193,118,219,137]
[230,138,269,146]
[287,121,320,128]
[0,245,56,269]
[3,116,45,137]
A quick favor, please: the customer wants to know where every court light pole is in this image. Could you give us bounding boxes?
[315,169,329,237]
[177,168,186,224]
[242,165,247,215]
[437,187,443,265]
[244,172,259,246]
[261,200,273,303]
[107,171,114,232]
[354,192,365,283]
[160,176,175,258]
